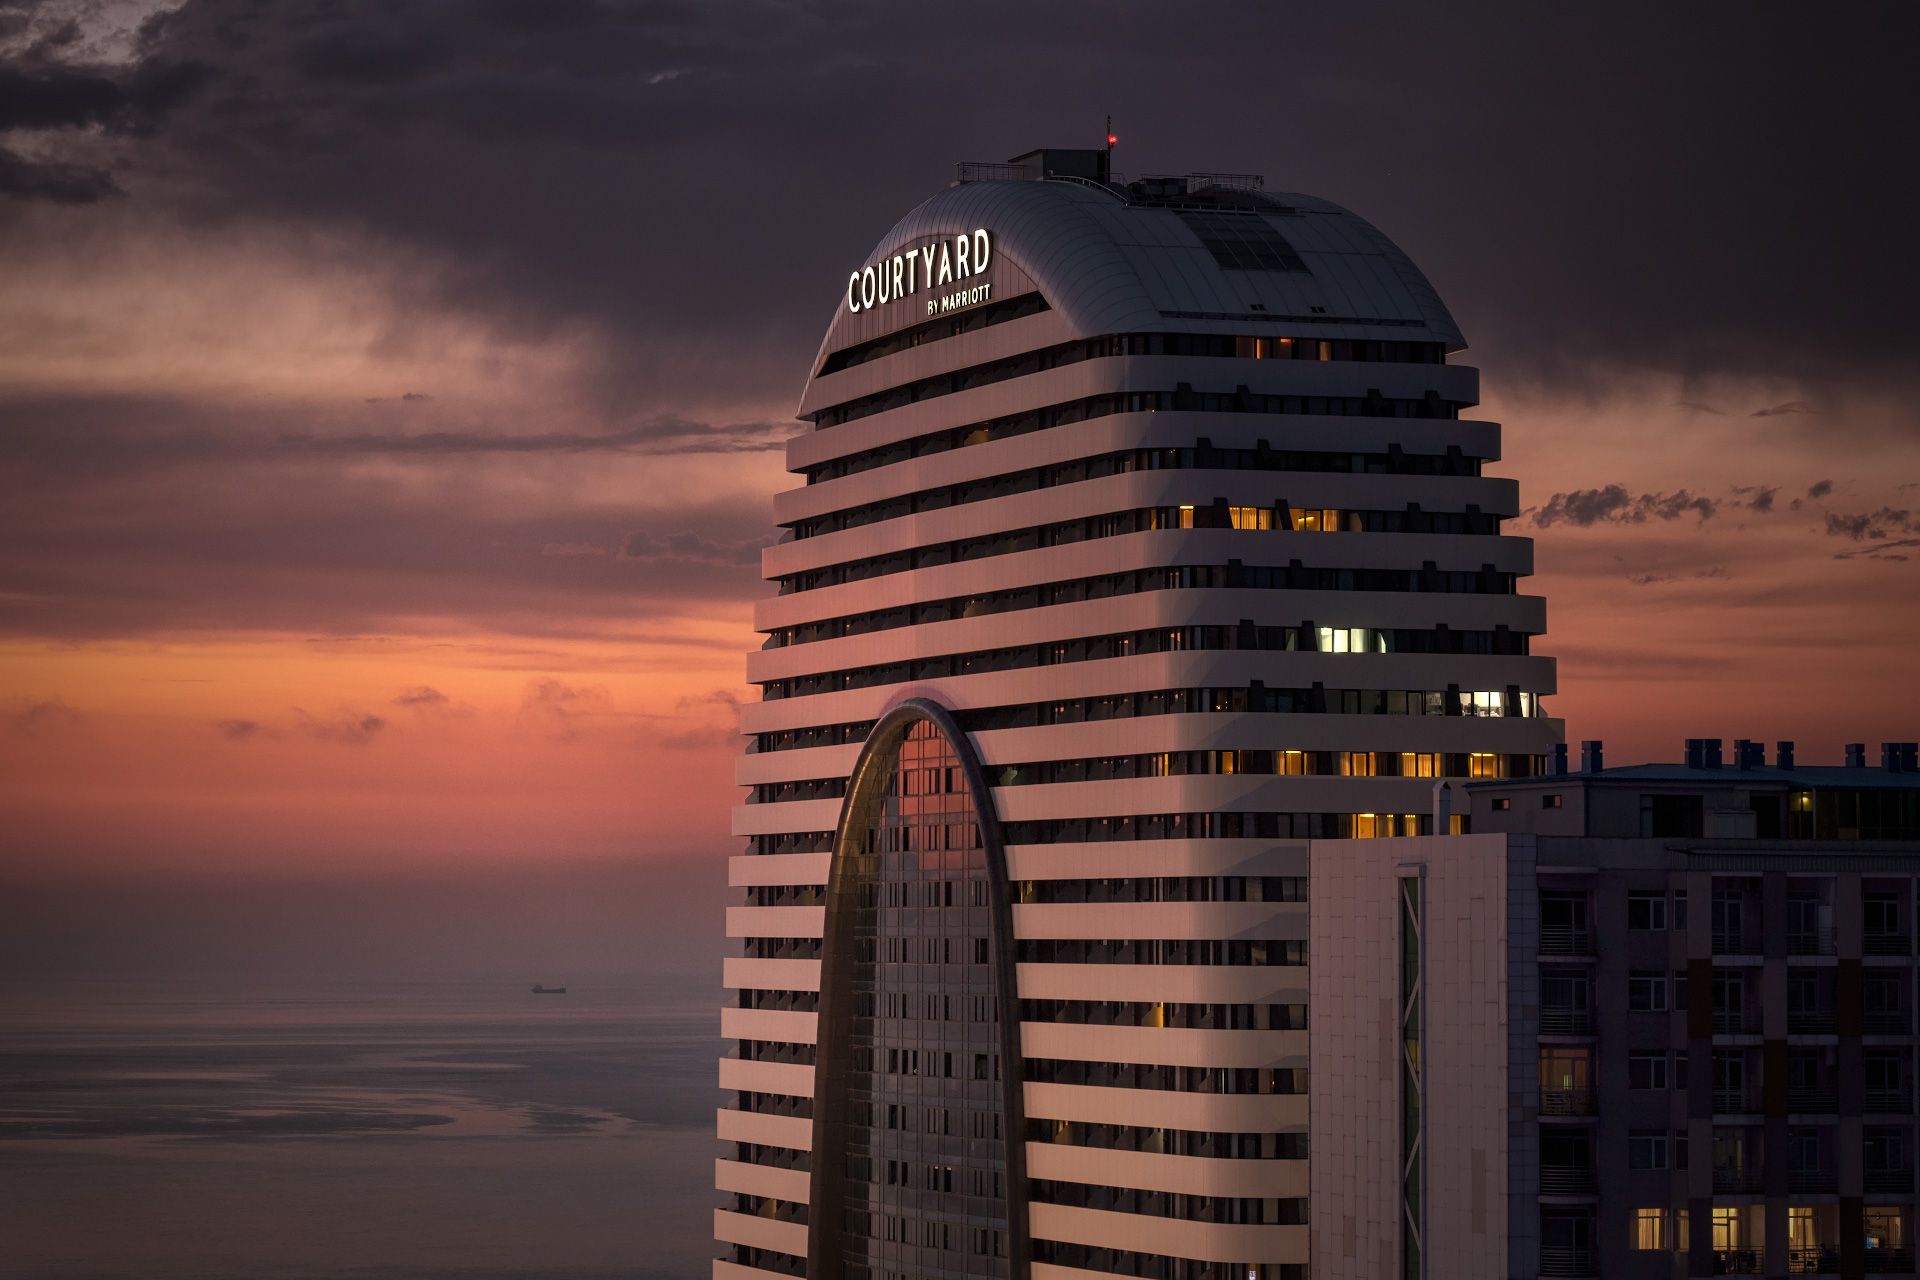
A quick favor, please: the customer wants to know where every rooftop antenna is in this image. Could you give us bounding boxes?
[1105,114,1116,181]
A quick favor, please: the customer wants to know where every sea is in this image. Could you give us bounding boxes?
[0,975,720,1280]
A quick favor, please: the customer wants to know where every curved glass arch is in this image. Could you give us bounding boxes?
[808,700,1028,1280]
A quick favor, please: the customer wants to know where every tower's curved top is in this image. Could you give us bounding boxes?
[806,153,1465,411]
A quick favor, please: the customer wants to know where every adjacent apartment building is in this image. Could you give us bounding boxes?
[1310,739,1920,1280]
[717,147,1563,1279]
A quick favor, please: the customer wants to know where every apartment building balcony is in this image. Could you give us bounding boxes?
[1789,1246,1841,1275]
[1790,1086,1839,1113]
[1540,926,1594,957]
[1714,1006,1762,1035]
[1714,928,1761,956]
[1539,1164,1598,1196]
[1791,1009,1839,1035]
[1541,1087,1595,1117]
[1866,1088,1915,1114]
[1715,1086,1764,1116]
[1865,1166,1915,1194]
[1863,1247,1915,1274]
[1541,1006,1595,1036]
[1791,1166,1840,1194]
[1715,1246,1766,1274]
[1714,1165,1766,1195]
[1791,926,1839,958]
[1539,1246,1596,1277]
[1866,1009,1914,1036]
[1865,931,1913,959]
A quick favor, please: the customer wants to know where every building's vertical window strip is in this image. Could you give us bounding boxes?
[1399,872,1426,1280]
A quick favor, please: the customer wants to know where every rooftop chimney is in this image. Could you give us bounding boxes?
[1734,738,1762,770]
[1884,742,1919,774]
[1685,737,1723,770]
[1580,739,1604,773]
[1552,742,1570,776]
[1845,743,1867,768]
[1776,740,1796,770]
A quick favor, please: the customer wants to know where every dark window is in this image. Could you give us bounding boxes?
[1648,793,1705,838]
[1176,211,1308,272]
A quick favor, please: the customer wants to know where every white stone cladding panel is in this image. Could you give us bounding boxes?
[712,1207,807,1256]
[719,1006,817,1045]
[721,957,822,992]
[717,1056,813,1098]
[1022,1022,1306,1069]
[1028,1201,1308,1264]
[1012,901,1305,940]
[1026,1143,1308,1197]
[715,1107,811,1152]
[1016,963,1306,1004]
[723,905,825,937]
[1004,837,1308,880]
[715,1157,810,1204]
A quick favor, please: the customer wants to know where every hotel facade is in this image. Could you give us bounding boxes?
[715,148,1564,1280]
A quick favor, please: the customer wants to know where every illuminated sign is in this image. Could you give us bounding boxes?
[846,228,992,317]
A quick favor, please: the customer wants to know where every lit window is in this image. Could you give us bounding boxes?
[1468,752,1501,779]
[1634,1207,1669,1250]
[1177,504,1196,529]
[1228,505,1274,530]
[1542,793,1563,809]
[1491,797,1511,812]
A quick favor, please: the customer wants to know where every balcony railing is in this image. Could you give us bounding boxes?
[1541,1007,1594,1036]
[1866,1088,1915,1113]
[1539,1165,1598,1195]
[1789,1086,1839,1113]
[1790,1166,1838,1193]
[1541,927,1594,956]
[1789,1246,1840,1275]
[1715,1247,1765,1274]
[1864,1248,1915,1275]
[1541,1087,1595,1117]
[1714,928,1757,955]
[1539,1245,1596,1277]
[1714,1165,1766,1194]
[1864,1166,1914,1193]
[1790,1009,1839,1035]
[1714,1007,1761,1034]
[1866,1010,1914,1035]
[1865,932,1913,958]
[1715,1087,1762,1115]
[1790,926,1838,957]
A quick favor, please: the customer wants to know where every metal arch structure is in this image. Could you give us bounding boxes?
[805,697,1030,1280]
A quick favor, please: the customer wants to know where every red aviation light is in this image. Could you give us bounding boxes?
[1107,133,1117,145]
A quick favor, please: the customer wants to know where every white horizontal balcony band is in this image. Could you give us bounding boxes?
[755,527,1537,634]
[1032,1263,1134,1280]
[1021,1023,1306,1070]
[763,468,1514,581]
[715,1107,812,1152]
[1006,838,1307,881]
[1016,962,1306,1005]
[1027,1202,1309,1265]
[737,651,1560,735]
[712,1208,808,1259]
[777,408,1506,528]
[728,851,831,887]
[722,957,822,993]
[1012,900,1305,942]
[1025,1142,1308,1199]
[733,800,842,838]
[1024,1081,1308,1131]
[716,1157,812,1205]
[797,308,1074,418]
[717,1056,814,1099]
[745,586,1545,685]
[990,772,1482,820]
[724,905,826,939]
[720,1006,819,1046]
[788,353,1481,473]
[737,743,861,787]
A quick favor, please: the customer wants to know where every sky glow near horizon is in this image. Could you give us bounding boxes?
[2,1,1917,887]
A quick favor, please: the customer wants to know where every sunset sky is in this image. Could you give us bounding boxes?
[2,2,1915,974]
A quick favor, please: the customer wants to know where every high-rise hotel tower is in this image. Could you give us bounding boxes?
[716,148,1563,1280]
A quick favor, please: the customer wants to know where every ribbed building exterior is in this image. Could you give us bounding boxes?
[715,148,1564,1280]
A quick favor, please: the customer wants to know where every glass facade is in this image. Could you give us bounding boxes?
[812,711,1019,1280]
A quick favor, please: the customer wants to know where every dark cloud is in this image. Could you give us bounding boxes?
[1751,401,1816,418]
[283,418,788,458]
[0,143,117,201]
[624,529,767,566]
[392,686,448,707]
[1732,485,1777,514]
[1807,479,1834,499]
[6,696,83,734]
[297,709,386,745]
[1,2,1914,408]
[215,717,266,740]
[1824,508,1916,542]
[1529,485,1719,528]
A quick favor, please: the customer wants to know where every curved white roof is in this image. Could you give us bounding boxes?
[810,177,1465,370]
